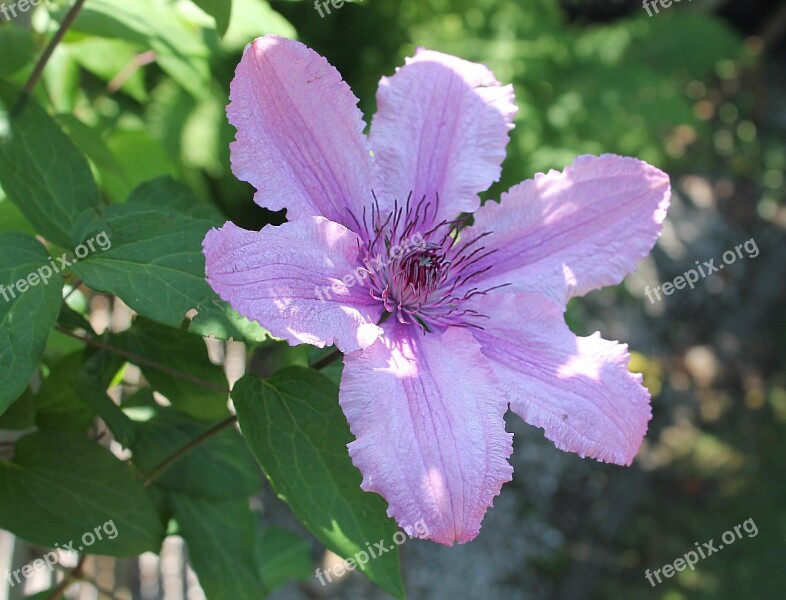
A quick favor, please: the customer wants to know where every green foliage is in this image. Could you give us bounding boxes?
[168,495,268,600]
[233,368,406,599]
[131,406,260,497]
[0,25,35,78]
[0,233,64,416]
[0,431,165,556]
[192,0,233,36]
[255,525,313,592]
[63,0,212,100]
[0,85,102,248]
[34,352,96,431]
[112,319,230,420]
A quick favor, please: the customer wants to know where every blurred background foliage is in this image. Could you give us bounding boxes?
[0,0,784,598]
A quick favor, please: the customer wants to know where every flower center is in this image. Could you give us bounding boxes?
[347,193,507,332]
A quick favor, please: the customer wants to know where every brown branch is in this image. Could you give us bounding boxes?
[55,326,231,394]
[142,414,238,486]
[46,554,86,600]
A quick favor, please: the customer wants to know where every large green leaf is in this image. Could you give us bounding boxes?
[169,495,266,600]
[0,431,165,555]
[112,319,229,421]
[69,203,217,328]
[0,233,64,417]
[131,406,260,497]
[233,368,405,599]
[0,85,102,248]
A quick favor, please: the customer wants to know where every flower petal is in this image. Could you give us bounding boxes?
[472,292,651,465]
[203,218,383,353]
[228,35,372,226]
[339,324,513,545]
[462,154,671,307]
[369,49,516,224]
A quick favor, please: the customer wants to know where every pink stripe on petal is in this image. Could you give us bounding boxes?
[340,324,513,545]
[463,154,671,307]
[369,49,516,224]
[472,292,651,465]
[203,218,383,353]
[228,35,372,227]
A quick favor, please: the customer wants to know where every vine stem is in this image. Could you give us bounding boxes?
[46,554,86,600]
[13,0,88,116]
[140,348,344,485]
[142,414,238,486]
[55,326,231,394]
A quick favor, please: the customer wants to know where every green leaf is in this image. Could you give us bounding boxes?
[74,349,135,447]
[169,494,266,600]
[255,526,312,593]
[65,37,149,102]
[0,196,36,236]
[0,388,35,430]
[69,203,217,329]
[112,319,229,421]
[34,352,95,431]
[233,368,405,599]
[131,407,260,498]
[101,128,176,202]
[0,24,35,77]
[221,0,295,53]
[71,194,268,343]
[0,84,102,248]
[193,0,232,36]
[127,176,224,222]
[65,0,212,99]
[0,431,165,555]
[56,113,124,179]
[0,233,64,417]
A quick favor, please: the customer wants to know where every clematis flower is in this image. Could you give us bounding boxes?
[204,35,671,545]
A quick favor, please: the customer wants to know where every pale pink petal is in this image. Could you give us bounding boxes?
[369,49,516,224]
[471,292,651,465]
[203,218,383,353]
[462,154,671,306]
[228,35,372,226]
[339,324,513,545]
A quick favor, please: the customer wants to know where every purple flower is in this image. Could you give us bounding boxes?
[204,35,671,545]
